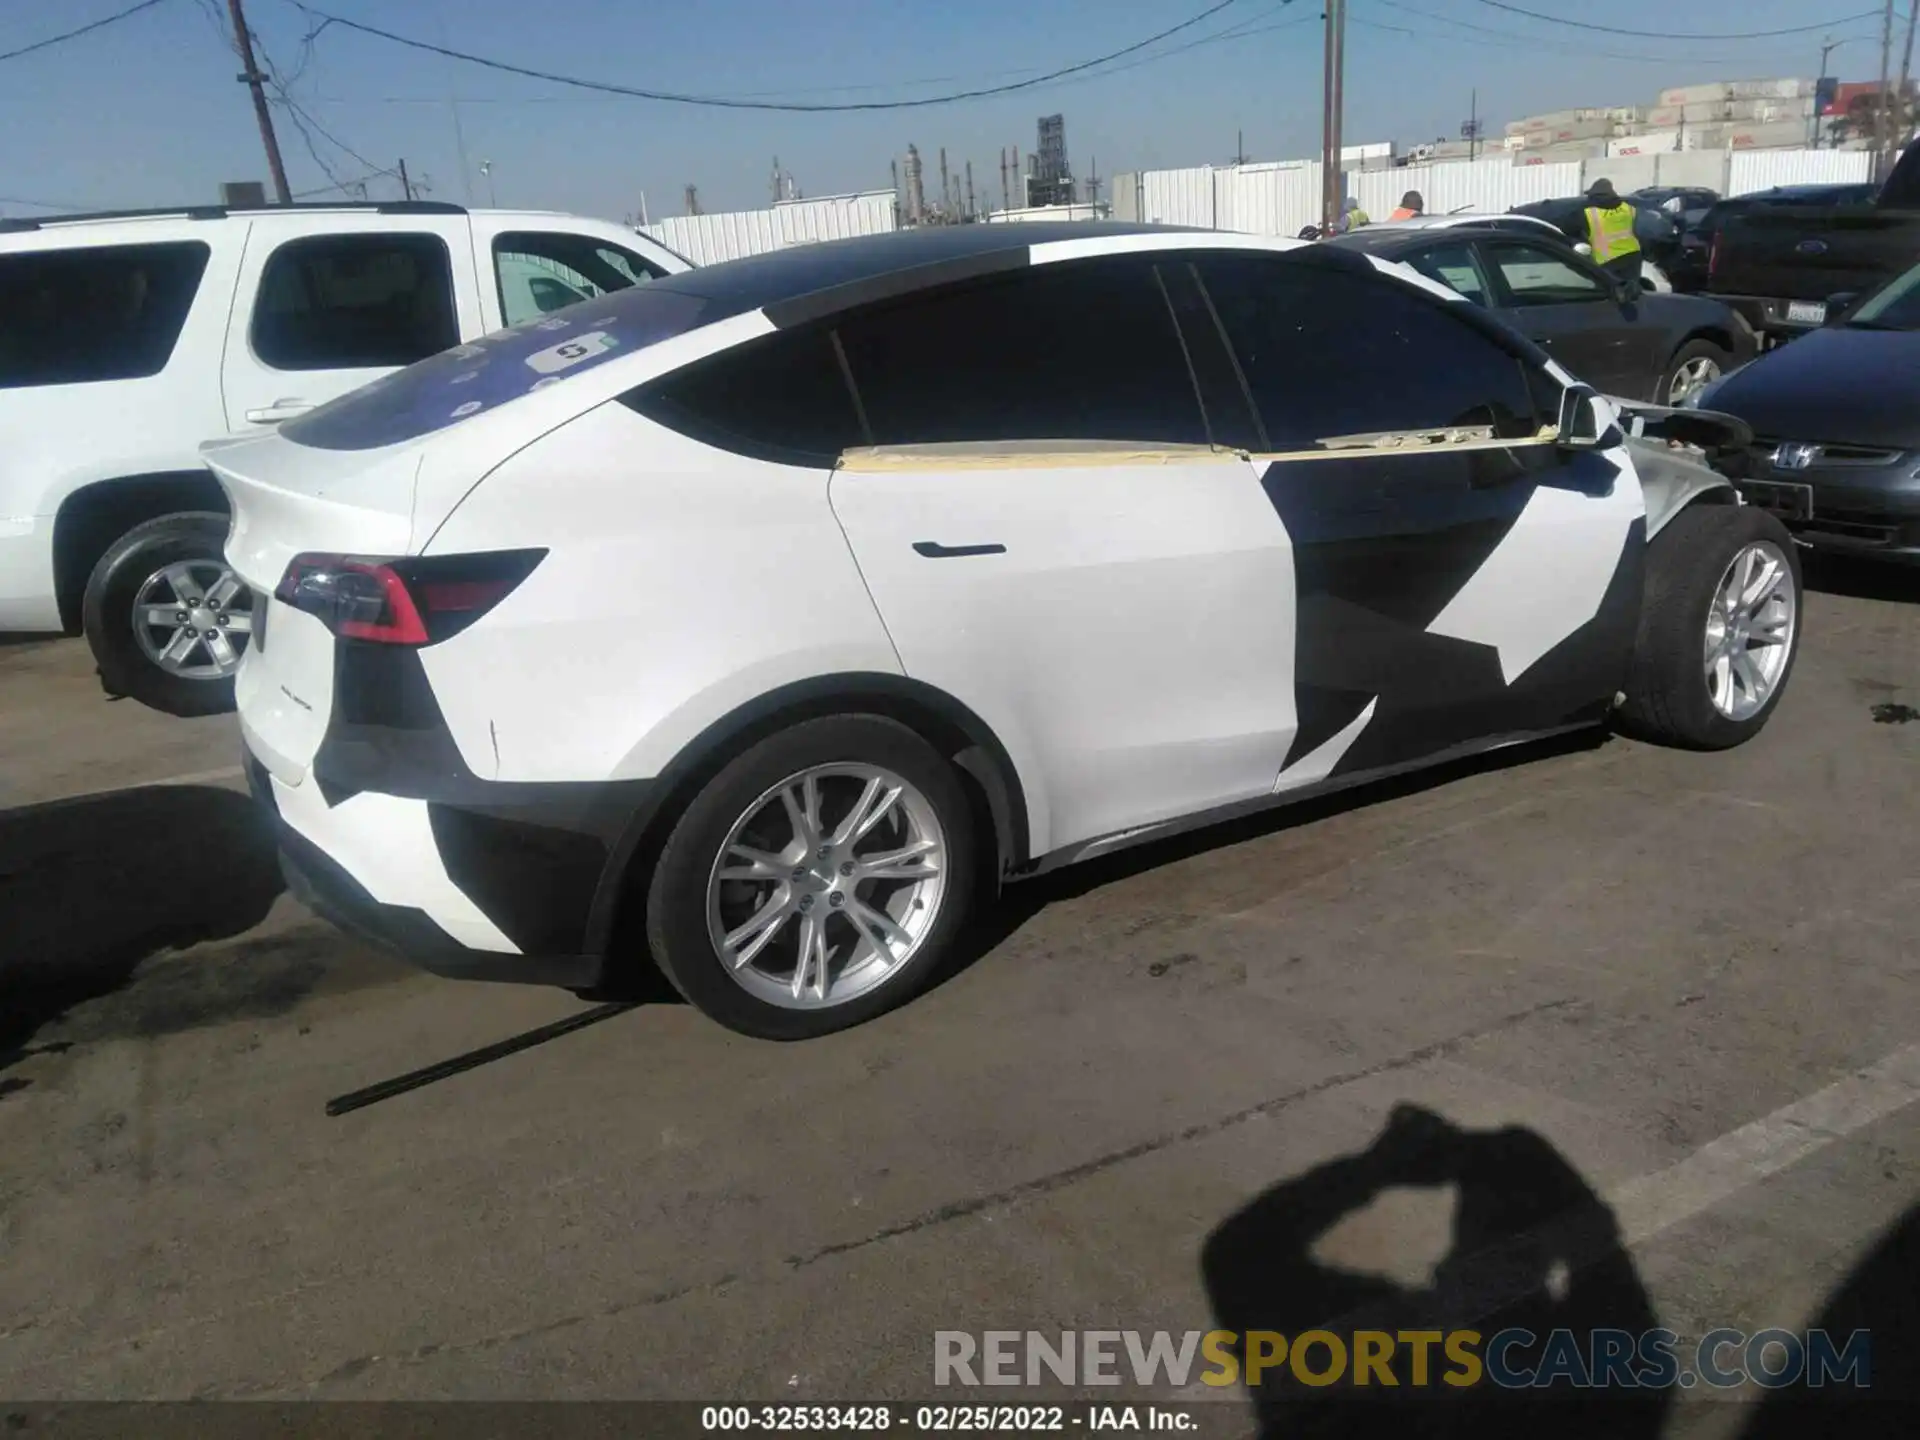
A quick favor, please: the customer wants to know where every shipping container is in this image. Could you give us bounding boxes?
[1547,118,1612,142]
[1608,129,1681,157]
[1504,119,1530,137]
[1727,120,1822,150]
[1681,124,1731,151]
[1537,141,1610,164]
[1608,106,1647,123]
[1645,106,1683,128]
[1728,77,1815,100]
[1659,82,1734,106]
[1682,101,1732,123]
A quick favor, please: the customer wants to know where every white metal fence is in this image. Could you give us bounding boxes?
[640,191,896,265]
[1124,148,1876,236]
[629,151,1878,269]
[1727,148,1874,193]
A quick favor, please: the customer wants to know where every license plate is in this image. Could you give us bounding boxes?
[1785,300,1827,326]
[1739,480,1814,521]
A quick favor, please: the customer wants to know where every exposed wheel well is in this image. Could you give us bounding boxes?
[585,675,1030,970]
[1674,327,1737,364]
[52,472,227,631]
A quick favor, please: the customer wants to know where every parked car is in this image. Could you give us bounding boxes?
[1370,211,1673,292]
[1686,252,1920,562]
[207,223,1801,1039]
[1672,183,1879,293]
[0,201,689,715]
[1328,225,1756,403]
[1707,142,1920,339]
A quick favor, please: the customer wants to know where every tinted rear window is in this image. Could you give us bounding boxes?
[281,285,712,452]
[0,241,209,389]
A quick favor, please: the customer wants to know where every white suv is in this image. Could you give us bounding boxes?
[0,201,688,714]
[205,223,1800,1040]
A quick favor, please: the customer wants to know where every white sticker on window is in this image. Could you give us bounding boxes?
[523,331,619,375]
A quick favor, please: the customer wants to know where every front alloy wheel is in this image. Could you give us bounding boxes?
[1703,541,1795,722]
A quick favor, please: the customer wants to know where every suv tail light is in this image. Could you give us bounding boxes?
[274,549,545,645]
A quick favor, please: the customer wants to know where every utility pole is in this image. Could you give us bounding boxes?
[1878,0,1896,176]
[1815,37,1843,148]
[1900,2,1919,153]
[1321,0,1346,229]
[1235,128,1246,166]
[1000,148,1010,211]
[397,158,413,202]
[1468,89,1479,162]
[684,183,700,216]
[965,160,975,220]
[226,0,290,204]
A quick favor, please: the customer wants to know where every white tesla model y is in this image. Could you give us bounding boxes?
[207,224,1801,1038]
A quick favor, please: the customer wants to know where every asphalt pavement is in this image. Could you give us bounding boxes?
[3,557,1919,1435]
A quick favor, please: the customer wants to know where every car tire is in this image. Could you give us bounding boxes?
[1615,504,1802,750]
[81,512,253,718]
[645,715,977,1040]
[1657,338,1731,406]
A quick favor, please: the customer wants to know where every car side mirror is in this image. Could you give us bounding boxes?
[1557,385,1620,450]
[1825,292,1860,324]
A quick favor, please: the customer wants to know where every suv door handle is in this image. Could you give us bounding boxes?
[913,541,1006,559]
[245,400,314,424]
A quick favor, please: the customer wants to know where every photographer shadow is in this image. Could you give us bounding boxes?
[1201,1104,1670,1439]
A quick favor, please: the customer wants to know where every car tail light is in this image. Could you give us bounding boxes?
[274,550,545,645]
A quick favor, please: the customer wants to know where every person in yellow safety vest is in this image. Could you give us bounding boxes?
[1389,190,1425,221]
[1328,194,1370,236]
[1582,177,1643,300]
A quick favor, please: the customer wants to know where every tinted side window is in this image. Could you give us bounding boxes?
[626,327,863,466]
[0,241,210,389]
[1196,257,1542,449]
[252,233,457,371]
[1488,241,1609,306]
[493,230,662,327]
[1405,241,1492,305]
[835,259,1208,446]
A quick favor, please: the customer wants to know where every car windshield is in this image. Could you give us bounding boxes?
[1847,262,1920,331]
[280,283,712,451]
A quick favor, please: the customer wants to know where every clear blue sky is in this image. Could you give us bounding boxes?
[0,0,1898,220]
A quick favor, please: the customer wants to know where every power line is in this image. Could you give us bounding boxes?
[0,0,172,64]
[1470,0,1884,42]
[286,0,1282,112]
[1360,1,1744,63]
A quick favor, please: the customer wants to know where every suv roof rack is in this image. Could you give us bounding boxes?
[0,200,468,234]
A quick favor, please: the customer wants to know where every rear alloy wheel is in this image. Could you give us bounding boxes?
[645,716,976,1039]
[1660,338,1730,407]
[1616,504,1802,749]
[81,512,253,717]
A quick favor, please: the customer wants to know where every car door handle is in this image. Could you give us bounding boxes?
[912,541,1006,559]
[244,400,314,424]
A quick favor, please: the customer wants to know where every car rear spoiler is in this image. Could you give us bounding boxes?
[1608,398,1753,453]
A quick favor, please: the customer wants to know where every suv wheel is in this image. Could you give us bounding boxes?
[1616,505,1801,749]
[645,715,976,1039]
[81,512,253,717]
